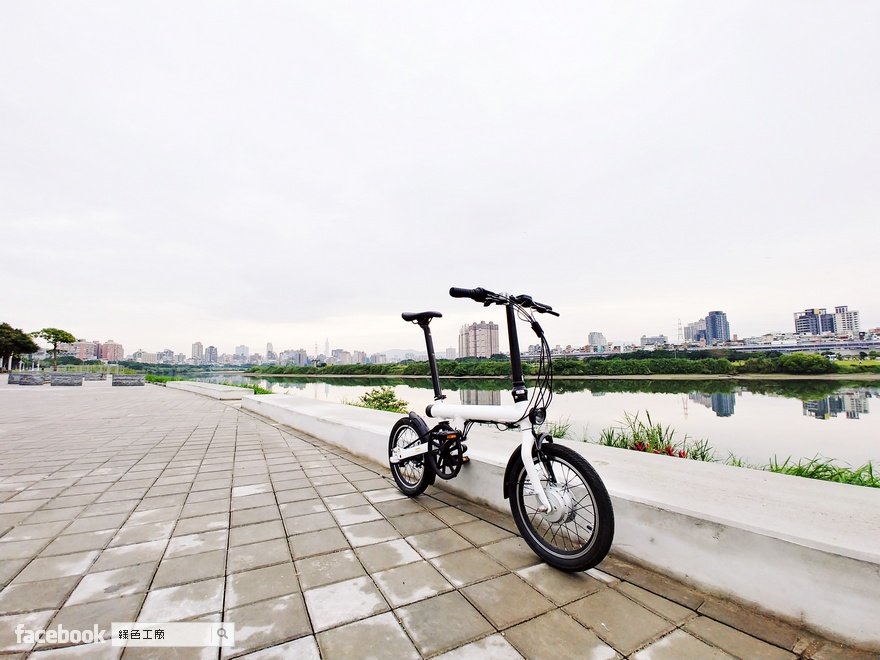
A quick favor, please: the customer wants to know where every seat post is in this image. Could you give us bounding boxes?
[420,321,445,400]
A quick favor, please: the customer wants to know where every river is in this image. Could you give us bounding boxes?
[198,375,878,468]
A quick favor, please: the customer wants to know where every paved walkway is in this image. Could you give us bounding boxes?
[0,380,871,659]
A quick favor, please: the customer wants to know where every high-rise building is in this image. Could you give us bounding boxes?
[588,332,607,347]
[834,306,860,336]
[705,311,731,344]
[205,346,218,363]
[235,345,249,358]
[100,340,124,361]
[445,347,457,360]
[794,309,836,335]
[459,321,500,358]
[192,341,204,360]
[71,339,100,361]
[684,318,706,343]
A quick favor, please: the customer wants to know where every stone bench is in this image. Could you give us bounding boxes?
[50,373,83,386]
[7,373,22,384]
[83,372,107,381]
[18,373,45,386]
[112,374,145,386]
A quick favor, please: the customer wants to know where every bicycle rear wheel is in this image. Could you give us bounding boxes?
[508,443,614,572]
[388,416,434,496]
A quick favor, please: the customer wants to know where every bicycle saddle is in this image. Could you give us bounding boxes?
[401,311,442,323]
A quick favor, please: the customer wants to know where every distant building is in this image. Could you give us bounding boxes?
[235,345,249,358]
[266,342,277,362]
[205,346,218,363]
[834,306,860,336]
[640,335,668,348]
[445,347,457,360]
[100,340,124,361]
[459,321,500,358]
[588,332,607,347]
[794,308,836,335]
[192,341,204,361]
[71,339,100,361]
[706,311,731,344]
[684,318,706,343]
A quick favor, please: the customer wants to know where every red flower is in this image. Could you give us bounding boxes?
[678,450,687,458]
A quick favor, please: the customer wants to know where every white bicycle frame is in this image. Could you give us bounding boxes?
[425,399,554,513]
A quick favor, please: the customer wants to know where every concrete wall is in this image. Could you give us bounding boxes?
[112,374,145,386]
[50,373,83,386]
[166,381,253,400]
[241,394,880,651]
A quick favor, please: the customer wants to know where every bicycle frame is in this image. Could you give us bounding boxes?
[400,298,555,512]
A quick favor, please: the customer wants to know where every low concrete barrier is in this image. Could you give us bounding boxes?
[112,374,145,386]
[18,373,45,386]
[7,373,22,384]
[83,372,106,381]
[241,394,880,651]
[166,381,253,400]
[50,373,83,386]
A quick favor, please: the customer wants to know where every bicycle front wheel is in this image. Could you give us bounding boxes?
[508,443,614,572]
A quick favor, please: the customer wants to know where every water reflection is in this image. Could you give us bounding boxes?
[803,390,870,420]
[689,392,737,418]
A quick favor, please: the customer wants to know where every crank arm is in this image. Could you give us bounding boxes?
[390,442,429,464]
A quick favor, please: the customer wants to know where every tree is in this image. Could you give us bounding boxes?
[32,327,77,371]
[0,323,40,370]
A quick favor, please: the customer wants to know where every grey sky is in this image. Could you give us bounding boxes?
[2,2,878,357]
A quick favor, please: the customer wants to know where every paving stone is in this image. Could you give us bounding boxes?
[565,587,676,655]
[229,520,286,547]
[90,540,167,572]
[233,635,320,660]
[317,611,420,660]
[139,577,224,621]
[430,547,507,588]
[617,581,697,624]
[295,549,365,590]
[323,492,370,510]
[685,616,797,660]
[407,528,473,559]
[165,529,227,558]
[1,520,71,541]
[397,591,495,657]
[126,504,183,525]
[227,538,291,573]
[340,520,401,547]
[388,511,447,536]
[599,554,704,610]
[279,499,328,519]
[45,593,144,646]
[222,593,311,658]
[516,562,605,606]
[65,562,155,606]
[631,628,737,660]
[23,506,87,525]
[811,641,880,660]
[288,528,351,559]
[12,550,99,583]
[452,520,515,546]
[41,530,116,556]
[231,505,280,527]
[172,513,229,536]
[355,539,423,574]
[331,504,383,526]
[0,538,48,561]
[431,505,479,526]
[303,575,389,632]
[504,609,618,660]
[698,597,805,652]
[284,511,337,535]
[479,536,541,571]
[276,487,319,504]
[0,575,80,614]
[461,573,555,629]
[0,609,55,653]
[109,521,175,548]
[225,561,300,609]
[373,560,453,607]
[152,549,227,588]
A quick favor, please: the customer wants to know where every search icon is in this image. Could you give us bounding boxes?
[217,628,228,639]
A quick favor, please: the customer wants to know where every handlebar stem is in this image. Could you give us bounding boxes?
[506,305,528,402]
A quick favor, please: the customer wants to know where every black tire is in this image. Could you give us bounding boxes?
[388,416,434,496]
[508,443,614,572]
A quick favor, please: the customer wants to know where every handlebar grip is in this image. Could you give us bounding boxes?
[449,287,488,302]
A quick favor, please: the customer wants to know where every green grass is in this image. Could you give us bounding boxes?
[344,386,409,414]
[145,374,187,383]
[221,381,273,395]
[588,410,878,488]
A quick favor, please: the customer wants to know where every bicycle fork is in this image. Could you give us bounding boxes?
[518,427,554,513]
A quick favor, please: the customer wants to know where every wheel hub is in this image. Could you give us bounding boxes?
[539,484,575,524]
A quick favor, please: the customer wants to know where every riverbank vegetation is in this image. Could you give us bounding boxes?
[573,410,879,488]
[248,349,880,378]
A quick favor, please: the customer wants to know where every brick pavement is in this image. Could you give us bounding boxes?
[0,379,872,659]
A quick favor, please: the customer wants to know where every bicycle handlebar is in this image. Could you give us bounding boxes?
[449,287,559,316]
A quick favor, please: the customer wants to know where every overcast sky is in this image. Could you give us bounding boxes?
[2,2,878,357]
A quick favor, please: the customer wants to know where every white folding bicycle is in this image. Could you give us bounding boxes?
[388,286,614,572]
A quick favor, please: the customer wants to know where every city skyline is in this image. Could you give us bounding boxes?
[2,4,877,358]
